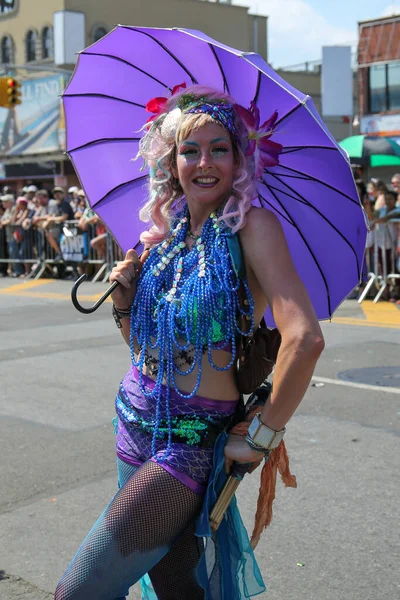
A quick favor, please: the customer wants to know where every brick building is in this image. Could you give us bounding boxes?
[358,15,400,140]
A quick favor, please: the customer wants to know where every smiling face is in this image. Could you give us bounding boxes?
[174,121,236,210]
[391,175,400,193]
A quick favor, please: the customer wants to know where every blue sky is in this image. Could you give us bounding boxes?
[231,0,400,67]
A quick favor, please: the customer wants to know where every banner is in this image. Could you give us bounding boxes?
[0,74,66,157]
[360,113,400,137]
[60,227,89,263]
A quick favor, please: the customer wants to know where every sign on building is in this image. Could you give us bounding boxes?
[0,74,66,156]
[321,46,353,117]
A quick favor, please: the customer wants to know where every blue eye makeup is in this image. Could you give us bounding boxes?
[178,139,231,159]
[179,148,198,156]
[211,146,229,156]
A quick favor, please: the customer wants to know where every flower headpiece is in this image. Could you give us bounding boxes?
[235,102,283,178]
[145,83,187,123]
[144,85,283,179]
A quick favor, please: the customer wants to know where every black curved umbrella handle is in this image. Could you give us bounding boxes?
[71,274,119,314]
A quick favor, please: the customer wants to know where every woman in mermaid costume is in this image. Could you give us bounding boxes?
[55,85,324,599]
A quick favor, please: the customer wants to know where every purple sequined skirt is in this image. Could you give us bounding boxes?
[115,366,239,494]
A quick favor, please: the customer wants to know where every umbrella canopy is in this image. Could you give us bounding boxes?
[62,25,367,323]
[339,134,400,167]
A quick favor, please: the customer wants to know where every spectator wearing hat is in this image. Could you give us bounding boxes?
[40,187,74,267]
[26,184,38,198]
[25,185,38,211]
[68,186,79,211]
[12,197,30,277]
[31,189,50,225]
[74,189,88,219]
[30,190,55,262]
[0,194,23,276]
[52,186,65,197]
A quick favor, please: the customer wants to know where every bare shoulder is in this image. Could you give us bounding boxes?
[239,207,286,253]
[238,207,321,336]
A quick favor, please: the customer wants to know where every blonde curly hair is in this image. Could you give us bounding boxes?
[137,85,257,245]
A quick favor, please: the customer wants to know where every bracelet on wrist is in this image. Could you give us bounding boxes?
[245,434,271,456]
[112,304,132,329]
[247,413,286,450]
[113,303,132,314]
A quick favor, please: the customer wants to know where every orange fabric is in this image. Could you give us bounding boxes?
[230,406,297,549]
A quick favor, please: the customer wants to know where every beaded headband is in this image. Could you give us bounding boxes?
[176,94,239,138]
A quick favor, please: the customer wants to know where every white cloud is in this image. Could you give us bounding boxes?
[381,3,400,16]
[232,0,356,67]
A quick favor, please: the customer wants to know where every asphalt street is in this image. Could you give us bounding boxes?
[0,279,399,600]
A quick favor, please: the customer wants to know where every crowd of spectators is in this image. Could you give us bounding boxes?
[1,175,399,300]
[0,184,111,279]
[355,172,400,303]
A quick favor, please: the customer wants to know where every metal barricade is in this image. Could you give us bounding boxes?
[0,223,39,277]
[0,219,117,281]
[37,219,112,281]
[358,219,400,303]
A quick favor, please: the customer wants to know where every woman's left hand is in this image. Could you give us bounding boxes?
[224,433,266,475]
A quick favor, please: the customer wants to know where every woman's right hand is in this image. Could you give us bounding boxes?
[110,249,140,309]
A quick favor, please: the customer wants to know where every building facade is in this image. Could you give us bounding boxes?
[356,14,400,180]
[0,0,267,190]
[0,0,267,67]
[276,65,359,143]
[358,15,400,139]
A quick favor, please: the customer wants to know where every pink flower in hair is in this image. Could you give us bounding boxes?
[145,83,187,123]
[235,102,283,178]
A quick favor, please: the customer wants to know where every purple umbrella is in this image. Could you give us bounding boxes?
[63,25,368,323]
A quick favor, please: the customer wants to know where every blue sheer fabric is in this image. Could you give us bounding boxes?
[195,432,266,599]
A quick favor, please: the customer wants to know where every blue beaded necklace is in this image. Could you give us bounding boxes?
[130,206,254,459]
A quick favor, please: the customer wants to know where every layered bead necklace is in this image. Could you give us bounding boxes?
[130,207,254,459]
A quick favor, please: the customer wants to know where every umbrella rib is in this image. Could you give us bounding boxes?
[122,26,198,84]
[265,172,362,280]
[269,171,310,181]
[275,102,303,127]
[257,190,295,225]
[274,164,360,205]
[280,146,337,155]
[88,174,149,208]
[208,44,230,93]
[260,178,332,315]
[68,137,142,153]
[253,71,262,104]
[81,51,172,91]
[62,92,146,108]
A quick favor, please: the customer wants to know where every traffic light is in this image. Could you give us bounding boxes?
[6,77,21,107]
[0,76,22,108]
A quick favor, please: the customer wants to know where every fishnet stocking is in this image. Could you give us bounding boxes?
[55,461,203,600]
[118,459,205,599]
[108,461,201,555]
